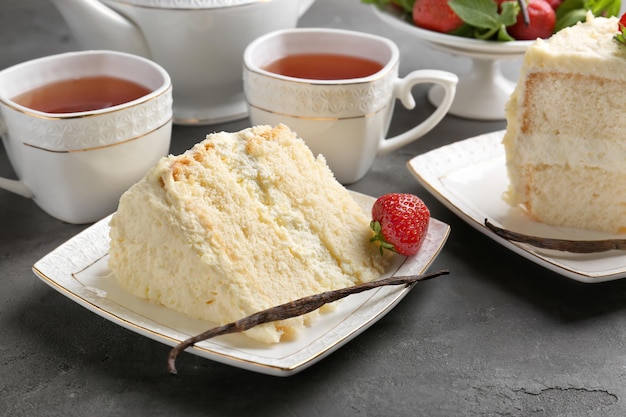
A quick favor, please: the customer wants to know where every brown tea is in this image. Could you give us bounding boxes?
[12,75,152,113]
[263,53,384,80]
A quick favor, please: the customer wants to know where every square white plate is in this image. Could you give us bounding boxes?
[408,130,626,283]
[32,191,450,376]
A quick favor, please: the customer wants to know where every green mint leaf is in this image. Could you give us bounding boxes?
[497,25,516,41]
[361,0,393,7]
[449,0,500,30]
[554,0,621,31]
[498,1,519,26]
[586,0,622,17]
[394,0,415,12]
[474,26,499,39]
[449,0,518,32]
[360,0,415,13]
[555,8,588,31]
[556,0,585,20]
[615,22,626,44]
[449,23,476,38]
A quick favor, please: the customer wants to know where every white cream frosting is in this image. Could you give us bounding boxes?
[522,13,626,80]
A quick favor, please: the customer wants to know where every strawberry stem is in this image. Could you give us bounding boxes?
[370,220,398,255]
[615,22,626,44]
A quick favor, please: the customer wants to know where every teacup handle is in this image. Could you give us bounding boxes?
[0,118,34,198]
[378,69,458,156]
[0,177,32,198]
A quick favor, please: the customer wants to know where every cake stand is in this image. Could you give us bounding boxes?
[373,7,533,120]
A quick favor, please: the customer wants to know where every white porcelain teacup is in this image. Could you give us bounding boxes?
[50,0,315,125]
[243,28,458,184]
[0,50,172,224]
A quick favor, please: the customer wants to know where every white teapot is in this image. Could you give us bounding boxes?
[50,0,315,125]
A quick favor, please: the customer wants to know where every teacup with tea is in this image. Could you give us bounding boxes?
[0,50,172,224]
[243,28,458,184]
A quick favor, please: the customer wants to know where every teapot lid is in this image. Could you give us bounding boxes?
[107,0,265,8]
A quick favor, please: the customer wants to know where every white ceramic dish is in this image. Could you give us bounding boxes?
[371,6,531,120]
[372,6,532,55]
[408,130,626,283]
[32,191,450,376]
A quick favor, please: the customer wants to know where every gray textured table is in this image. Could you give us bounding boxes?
[3,1,626,416]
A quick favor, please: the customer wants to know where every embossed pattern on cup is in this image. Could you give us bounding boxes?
[3,92,172,152]
[244,69,396,118]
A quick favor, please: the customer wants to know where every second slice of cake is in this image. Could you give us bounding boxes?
[503,13,626,233]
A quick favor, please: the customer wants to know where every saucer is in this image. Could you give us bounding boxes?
[173,95,248,125]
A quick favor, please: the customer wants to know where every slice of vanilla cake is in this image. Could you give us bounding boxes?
[503,13,626,233]
[108,124,389,343]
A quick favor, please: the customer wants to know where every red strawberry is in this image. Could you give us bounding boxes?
[370,193,430,256]
[412,0,464,33]
[544,0,562,9]
[507,0,556,40]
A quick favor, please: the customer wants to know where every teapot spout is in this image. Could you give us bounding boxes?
[50,0,150,57]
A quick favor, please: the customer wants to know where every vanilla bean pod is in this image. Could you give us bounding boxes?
[167,269,449,374]
[485,219,626,253]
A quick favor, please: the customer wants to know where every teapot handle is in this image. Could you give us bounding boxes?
[298,0,315,17]
[50,0,150,57]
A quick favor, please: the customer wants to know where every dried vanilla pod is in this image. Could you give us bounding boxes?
[167,269,449,374]
[484,219,626,253]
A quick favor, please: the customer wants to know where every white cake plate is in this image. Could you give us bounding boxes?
[372,6,533,120]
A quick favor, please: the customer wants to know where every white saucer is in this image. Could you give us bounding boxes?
[173,95,248,125]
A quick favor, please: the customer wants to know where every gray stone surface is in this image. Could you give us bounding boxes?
[3,1,626,416]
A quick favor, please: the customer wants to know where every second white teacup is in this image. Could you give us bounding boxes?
[0,50,172,224]
[243,28,458,184]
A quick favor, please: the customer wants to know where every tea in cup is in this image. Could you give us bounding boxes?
[243,28,458,184]
[0,50,172,224]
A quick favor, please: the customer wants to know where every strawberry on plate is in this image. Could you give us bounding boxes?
[370,193,430,256]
